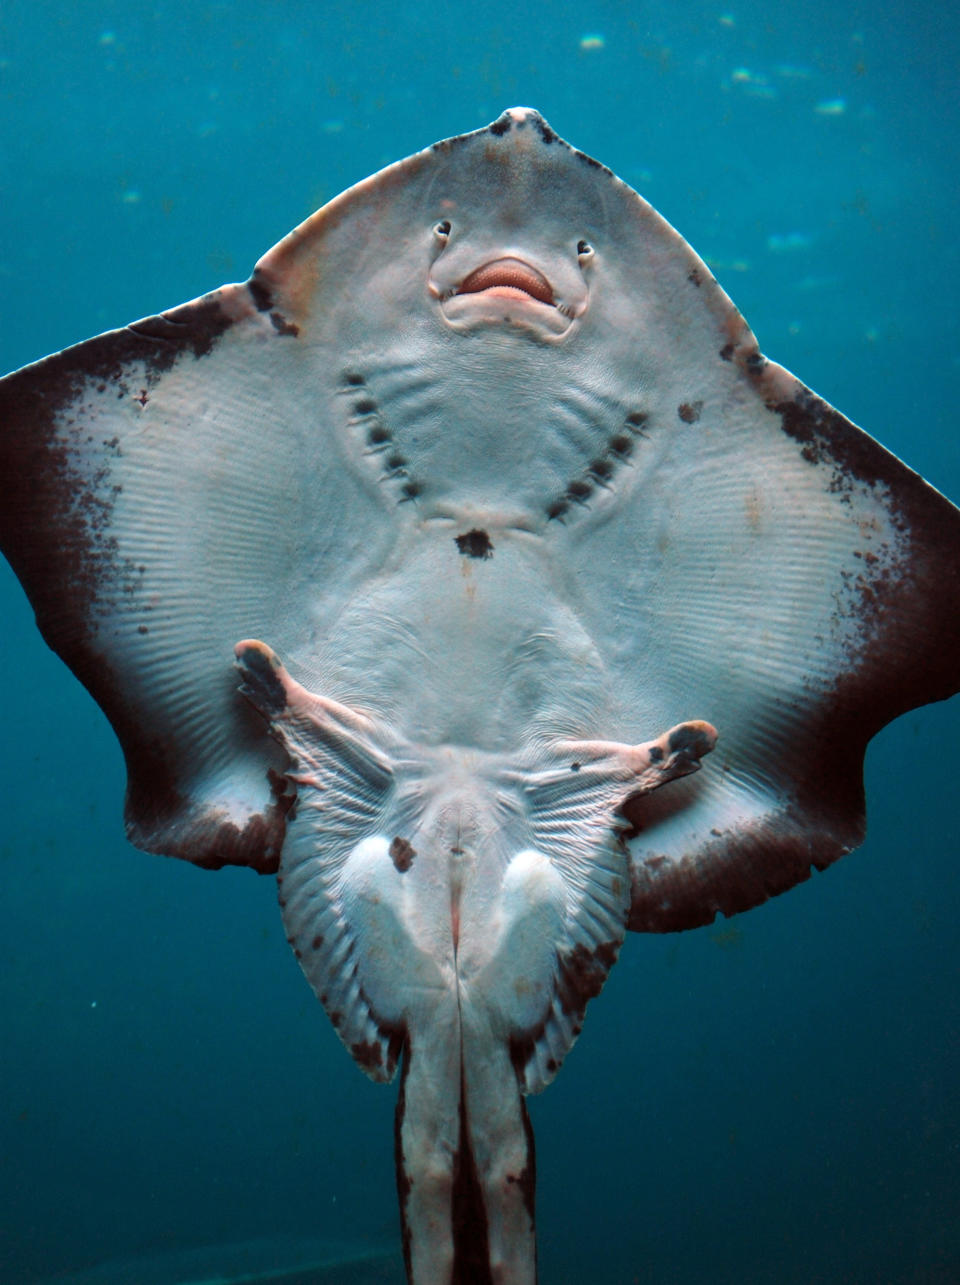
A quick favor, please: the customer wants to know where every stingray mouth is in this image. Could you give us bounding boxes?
[434,255,582,338]
[456,257,555,306]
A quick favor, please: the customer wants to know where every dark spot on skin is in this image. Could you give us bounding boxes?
[401,479,422,500]
[269,311,299,337]
[351,1040,384,1072]
[588,458,613,481]
[367,422,390,445]
[773,389,901,495]
[489,115,511,136]
[353,397,376,415]
[719,343,735,361]
[556,941,620,1021]
[236,644,287,717]
[248,276,273,312]
[344,371,364,385]
[648,744,664,763]
[570,762,581,772]
[127,297,235,363]
[574,150,611,174]
[390,836,416,872]
[609,434,633,457]
[386,453,407,471]
[434,133,468,153]
[745,350,766,375]
[547,498,569,520]
[678,401,703,424]
[312,934,323,950]
[688,268,702,286]
[545,1058,557,1073]
[567,479,592,501]
[455,529,494,559]
[626,410,648,427]
[135,389,148,406]
[534,118,557,144]
[329,1011,343,1028]
[781,395,934,545]
[667,723,713,763]
[137,624,149,635]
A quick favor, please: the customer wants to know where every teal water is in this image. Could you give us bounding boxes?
[1,2,958,1282]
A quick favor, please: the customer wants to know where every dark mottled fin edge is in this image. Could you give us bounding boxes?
[393,1049,414,1283]
[0,286,293,873]
[626,801,863,933]
[627,364,960,932]
[757,369,960,737]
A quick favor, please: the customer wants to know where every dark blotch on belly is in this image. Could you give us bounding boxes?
[390,836,416,872]
[455,529,494,559]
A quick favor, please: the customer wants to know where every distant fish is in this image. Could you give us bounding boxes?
[729,67,777,97]
[774,63,814,79]
[766,232,814,252]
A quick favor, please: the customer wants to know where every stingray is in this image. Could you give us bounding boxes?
[2,107,959,1284]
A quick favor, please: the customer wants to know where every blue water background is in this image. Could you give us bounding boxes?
[1,2,958,1282]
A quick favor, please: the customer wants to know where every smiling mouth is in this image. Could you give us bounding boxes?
[456,257,555,306]
[435,254,582,338]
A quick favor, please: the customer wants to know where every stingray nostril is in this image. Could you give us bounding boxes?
[433,219,452,239]
[577,239,594,260]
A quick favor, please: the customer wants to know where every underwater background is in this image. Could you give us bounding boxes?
[1,1,958,1282]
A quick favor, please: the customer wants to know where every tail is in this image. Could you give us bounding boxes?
[395,1030,537,1285]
